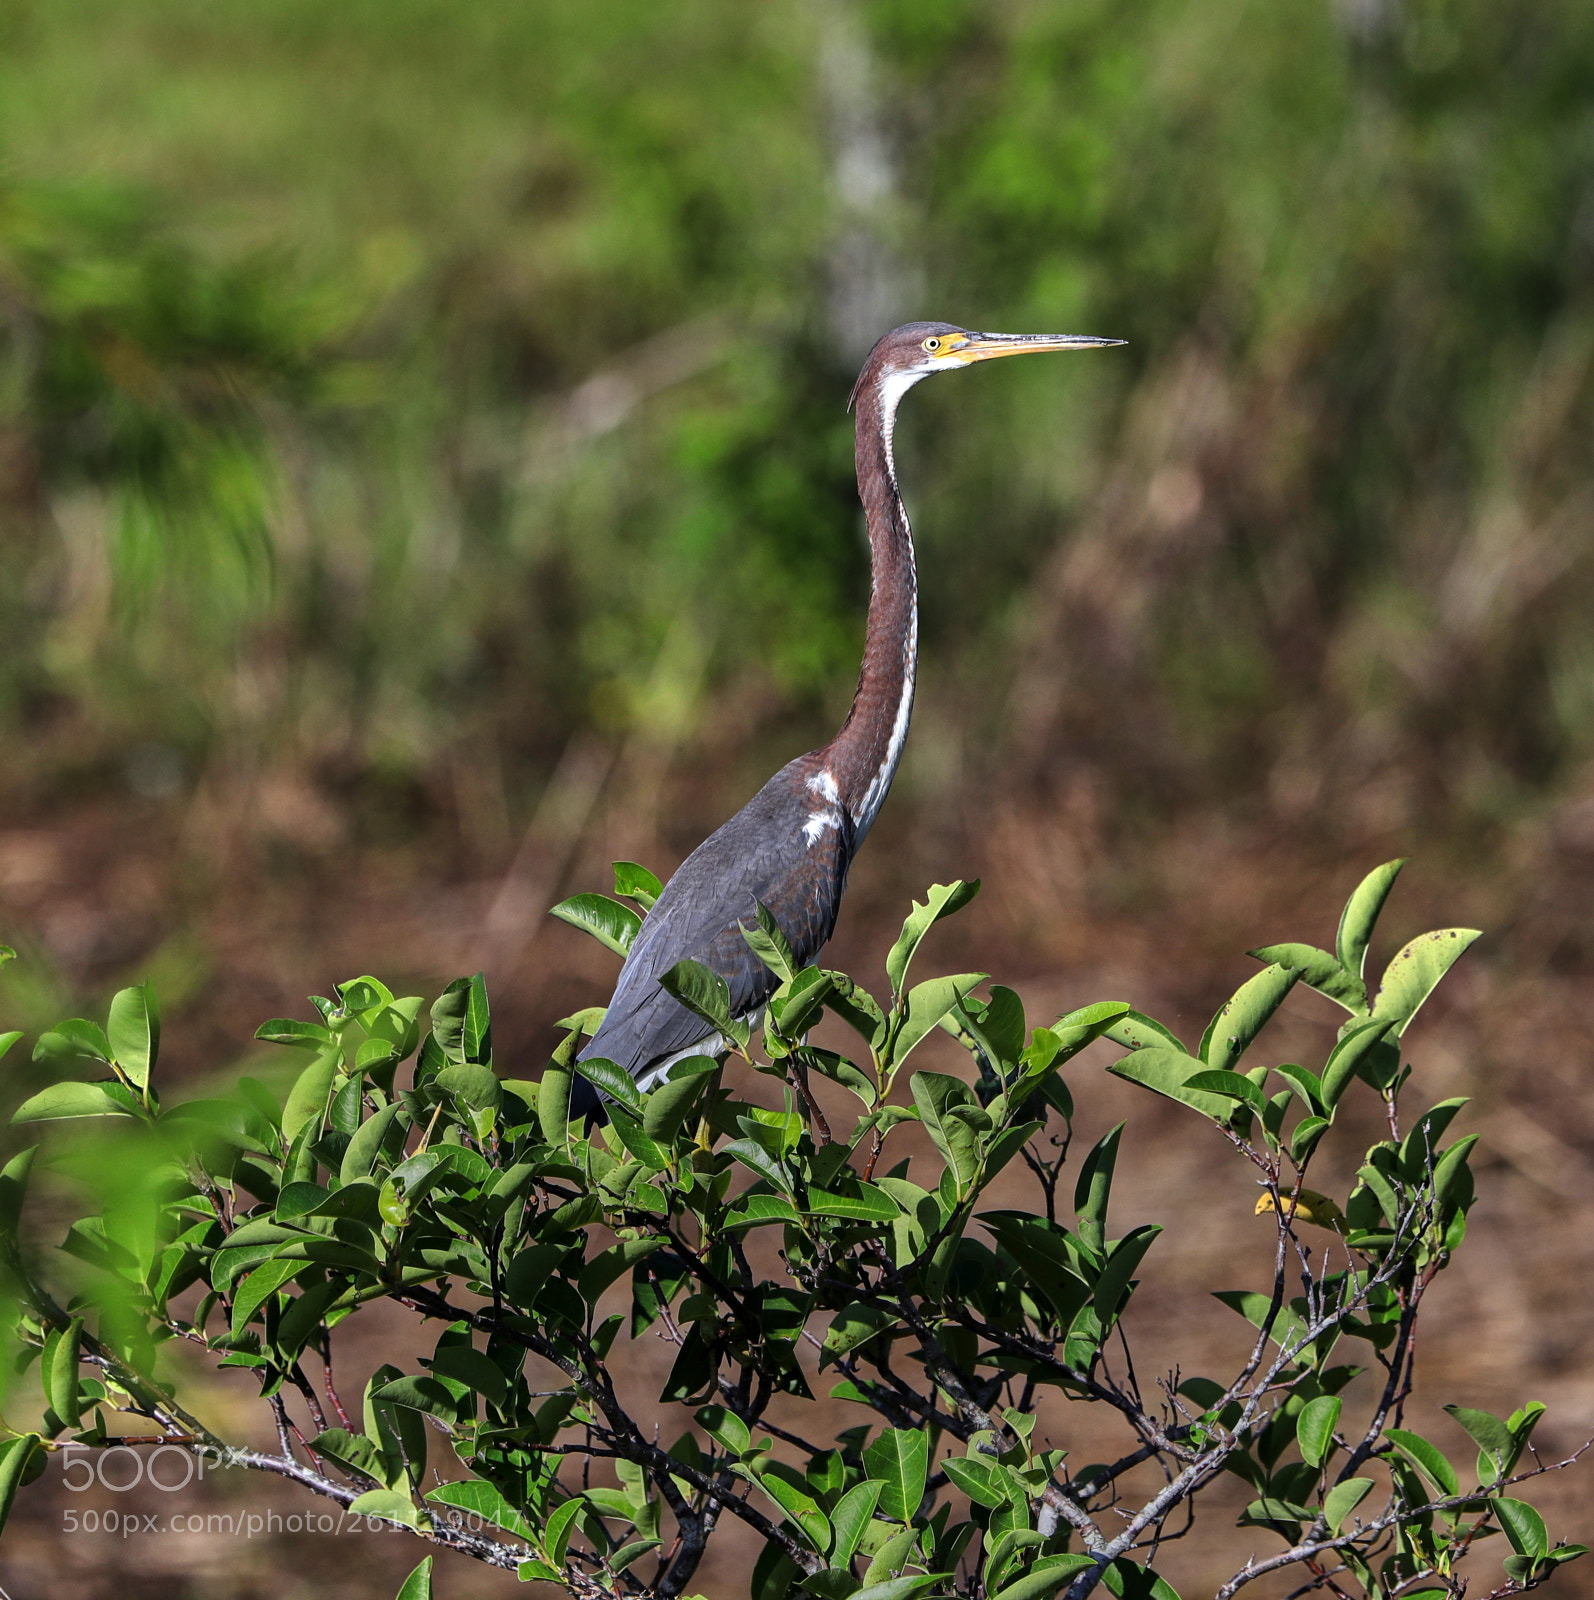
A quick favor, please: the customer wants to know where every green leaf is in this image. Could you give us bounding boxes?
[1290,1115,1330,1163]
[33,1020,114,1066]
[1337,860,1405,980]
[1444,1404,1512,1477]
[232,1257,301,1337]
[1093,1224,1162,1319]
[642,1056,717,1141]
[808,1184,902,1223]
[694,1404,751,1455]
[1371,929,1481,1038]
[804,1567,863,1600]
[1073,1124,1122,1258]
[1323,1476,1374,1532]
[610,1537,662,1572]
[1397,1098,1468,1172]
[1107,1048,1235,1119]
[580,1238,666,1306]
[1296,1395,1341,1469]
[276,1278,345,1359]
[850,1578,946,1600]
[393,1556,432,1600]
[1183,1070,1267,1113]
[1431,1134,1478,1218]
[992,1557,1097,1600]
[885,881,979,996]
[340,1100,405,1185]
[985,1530,1045,1594]
[435,1063,502,1140]
[575,1056,643,1116]
[12,1081,131,1122]
[107,981,160,1092]
[255,1018,335,1050]
[743,902,797,982]
[659,959,738,1037]
[896,973,987,1068]
[769,967,835,1040]
[613,861,663,912]
[428,1346,508,1408]
[1249,943,1367,1013]
[1212,1290,1306,1349]
[1274,1062,1326,1116]
[822,1302,896,1363]
[542,1496,585,1565]
[1495,1498,1548,1560]
[1386,1429,1459,1497]
[823,976,890,1050]
[308,1426,392,1486]
[0,1435,41,1541]
[1102,1009,1188,1054]
[609,1106,671,1170]
[910,1071,982,1191]
[349,1488,427,1531]
[801,1045,877,1105]
[280,1047,339,1144]
[538,1064,574,1142]
[550,893,641,958]
[724,1193,803,1231]
[723,1138,793,1195]
[1319,1020,1393,1108]
[464,972,492,1064]
[0,1146,35,1243]
[753,1467,831,1552]
[46,1317,85,1428]
[1240,1497,1311,1530]
[1199,965,1300,1073]
[865,1524,923,1586]
[830,1479,885,1566]
[982,1119,1043,1181]
[863,1426,928,1523]
[942,1455,1007,1509]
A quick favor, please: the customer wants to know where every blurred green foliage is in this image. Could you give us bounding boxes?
[0,0,1591,844]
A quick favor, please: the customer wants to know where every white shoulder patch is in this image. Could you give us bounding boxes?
[803,808,840,846]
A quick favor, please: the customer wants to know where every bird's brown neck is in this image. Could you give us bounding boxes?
[823,373,919,842]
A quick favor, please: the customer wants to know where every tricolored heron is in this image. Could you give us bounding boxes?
[572,321,1122,1115]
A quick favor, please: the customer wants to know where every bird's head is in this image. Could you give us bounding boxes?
[848,320,1124,412]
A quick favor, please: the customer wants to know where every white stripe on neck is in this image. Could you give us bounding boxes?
[876,368,926,488]
[848,361,926,840]
[852,608,916,841]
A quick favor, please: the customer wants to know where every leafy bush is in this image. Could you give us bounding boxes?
[0,862,1584,1599]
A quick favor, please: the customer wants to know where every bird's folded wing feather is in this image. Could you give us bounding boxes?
[579,761,852,1079]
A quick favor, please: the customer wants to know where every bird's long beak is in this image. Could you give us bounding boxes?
[956,332,1125,363]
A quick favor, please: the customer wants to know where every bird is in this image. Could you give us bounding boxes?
[571,321,1123,1117]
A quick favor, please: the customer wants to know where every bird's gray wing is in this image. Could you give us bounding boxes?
[579,759,852,1081]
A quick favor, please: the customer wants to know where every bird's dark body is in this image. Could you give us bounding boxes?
[570,321,1120,1116]
[575,753,854,1103]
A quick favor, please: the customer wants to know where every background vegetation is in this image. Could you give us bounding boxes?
[0,0,1592,1596]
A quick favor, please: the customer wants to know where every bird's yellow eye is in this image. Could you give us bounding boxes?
[922,337,941,352]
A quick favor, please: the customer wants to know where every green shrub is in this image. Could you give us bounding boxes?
[0,862,1583,1599]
